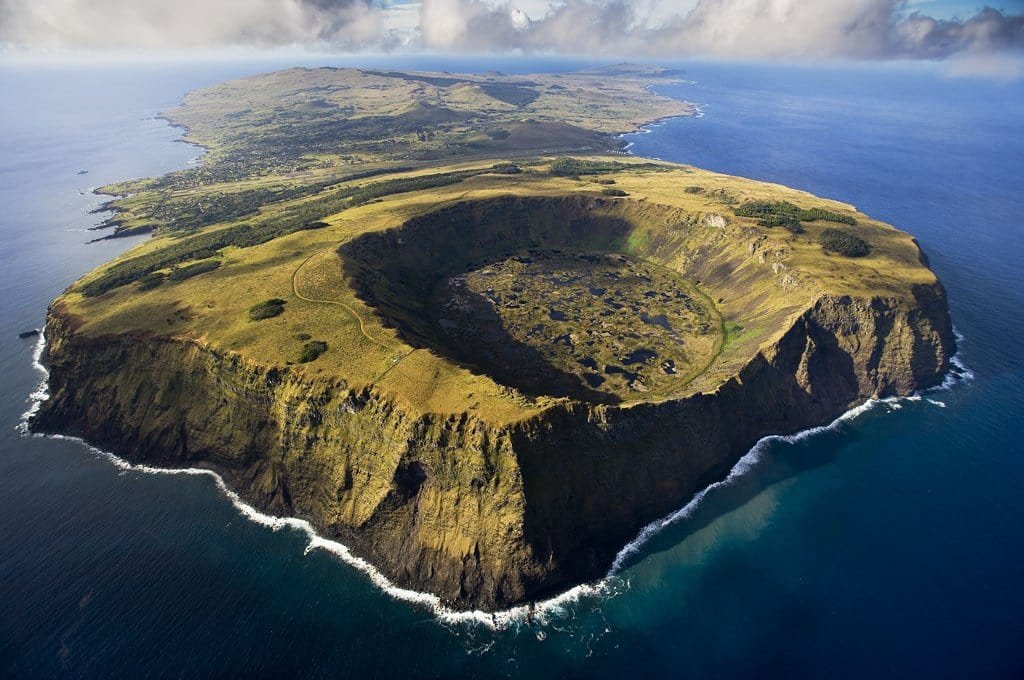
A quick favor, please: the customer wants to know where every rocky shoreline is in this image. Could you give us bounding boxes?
[32,277,955,610]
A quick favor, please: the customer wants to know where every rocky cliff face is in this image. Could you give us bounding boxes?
[33,280,954,610]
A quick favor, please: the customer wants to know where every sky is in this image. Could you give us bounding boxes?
[0,0,1022,65]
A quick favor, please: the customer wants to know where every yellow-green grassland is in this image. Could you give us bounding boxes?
[34,65,955,610]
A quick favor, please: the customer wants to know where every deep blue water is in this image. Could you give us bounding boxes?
[1,59,1022,678]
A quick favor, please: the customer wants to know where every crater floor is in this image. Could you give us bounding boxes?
[429,250,723,403]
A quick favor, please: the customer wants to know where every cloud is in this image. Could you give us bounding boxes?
[893,7,1024,58]
[944,51,1024,81]
[417,0,1024,60]
[0,0,386,50]
[419,0,530,49]
[2,0,1020,59]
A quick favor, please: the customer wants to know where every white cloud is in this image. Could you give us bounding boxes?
[1,0,1020,61]
[0,0,386,50]
[417,0,1024,60]
[945,51,1024,80]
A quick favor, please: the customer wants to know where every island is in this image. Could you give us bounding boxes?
[32,66,955,611]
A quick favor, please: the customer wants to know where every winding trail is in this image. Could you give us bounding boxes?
[291,250,387,349]
[291,249,418,380]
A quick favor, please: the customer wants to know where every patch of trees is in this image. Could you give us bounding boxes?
[550,158,662,178]
[819,228,871,257]
[297,340,328,363]
[361,70,466,88]
[734,200,856,235]
[344,169,482,205]
[185,111,453,180]
[80,243,223,296]
[137,272,166,291]
[155,186,312,233]
[249,298,287,321]
[167,259,221,282]
[79,169,485,297]
[490,162,522,174]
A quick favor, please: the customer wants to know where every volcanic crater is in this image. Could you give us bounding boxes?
[338,195,732,406]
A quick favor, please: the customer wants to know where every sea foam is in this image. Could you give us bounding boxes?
[18,325,974,630]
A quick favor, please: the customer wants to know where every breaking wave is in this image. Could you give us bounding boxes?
[609,328,973,574]
[18,326,973,630]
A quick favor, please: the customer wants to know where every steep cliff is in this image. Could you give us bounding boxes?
[32,162,956,610]
[33,284,953,609]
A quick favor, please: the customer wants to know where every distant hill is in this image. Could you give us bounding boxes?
[576,62,687,78]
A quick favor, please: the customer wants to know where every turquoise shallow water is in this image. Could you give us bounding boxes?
[1,59,1022,678]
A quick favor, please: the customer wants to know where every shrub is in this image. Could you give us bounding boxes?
[601,188,629,197]
[297,340,328,363]
[137,272,166,291]
[594,179,616,185]
[757,213,805,234]
[249,298,287,321]
[684,185,705,194]
[819,228,871,257]
[167,259,221,282]
[708,189,737,205]
[490,162,522,174]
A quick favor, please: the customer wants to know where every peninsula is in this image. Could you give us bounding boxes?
[32,66,955,610]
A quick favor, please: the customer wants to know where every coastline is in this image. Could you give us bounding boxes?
[84,113,209,241]
[21,326,972,630]
[17,70,971,628]
[614,80,703,154]
[617,108,704,154]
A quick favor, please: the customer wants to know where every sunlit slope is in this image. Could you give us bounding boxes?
[96,66,693,237]
[59,158,939,423]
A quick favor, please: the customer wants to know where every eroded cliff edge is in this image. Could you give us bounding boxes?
[31,159,957,611]
[33,281,953,610]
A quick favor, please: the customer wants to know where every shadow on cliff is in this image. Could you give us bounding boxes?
[512,311,867,602]
[425,276,622,404]
[335,196,658,404]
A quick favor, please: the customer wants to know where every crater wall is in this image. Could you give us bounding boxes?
[34,194,956,610]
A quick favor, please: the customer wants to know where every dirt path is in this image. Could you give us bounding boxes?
[291,250,386,349]
[291,249,419,379]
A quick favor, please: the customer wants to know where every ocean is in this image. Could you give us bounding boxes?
[1,58,1022,678]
